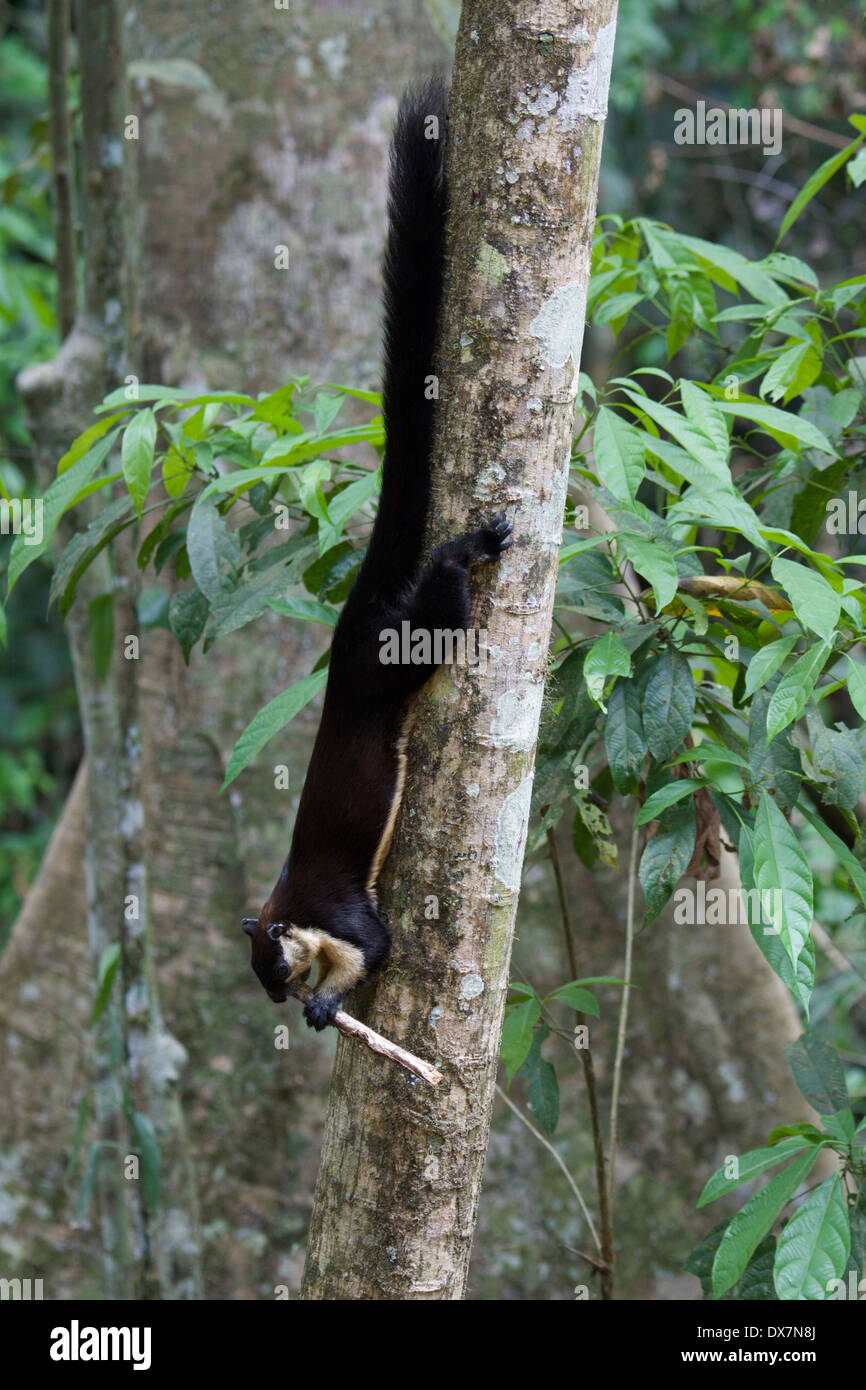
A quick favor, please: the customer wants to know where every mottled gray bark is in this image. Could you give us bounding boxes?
[301,0,619,1300]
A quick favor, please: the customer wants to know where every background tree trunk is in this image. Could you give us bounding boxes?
[3,0,451,1300]
[300,0,619,1301]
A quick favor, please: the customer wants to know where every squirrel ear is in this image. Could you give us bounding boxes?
[241,918,257,937]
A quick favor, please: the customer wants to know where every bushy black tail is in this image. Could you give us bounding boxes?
[360,80,448,599]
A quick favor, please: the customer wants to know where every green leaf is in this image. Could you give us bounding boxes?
[798,800,866,914]
[821,1109,857,1145]
[641,649,695,761]
[168,588,210,662]
[773,1173,850,1300]
[806,712,863,813]
[583,631,631,705]
[760,252,819,291]
[221,668,328,790]
[846,655,866,722]
[98,384,255,412]
[750,792,813,973]
[791,457,852,546]
[88,593,114,682]
[712,398,835,456]
[186,494,241,601]
[132,1111,161,1214]
[736,1242,779,1300]
[638,796,696,924]
[49,495,138,617]
[57,412,127,474]
[765,641,829,743]
[323,469,380,538]
[121,408,157,516]
[636,779,703,825]
[620,532,678,611]
[711,1147,820,1298]
[593,406,645,504]
[507,982,537,1002]
[766,1123,825,1145]
[636,431,730,502]
[771,557,840,643]
[205,562,297,644]
[89,943,121,1025]
[500,997,541,1085]
[603,677,646,795]
[320,381,382,405]
[779,127,866,241]
[741,822,816,1015]
[6,431,120,596]
[761,340,822,406]
[546,983,599,1016]
[623,388,729,479]
[679,379,730,457]
[743,635,798,700]
[138,588,170,631]
[667,742,750,771]
[297,458,331,524]
[162,446,192,498]
[267,596,339,627]
[849,147,866,187]
[784,1032,850,1115]
[558,537,606,565]
[522,1025,560,1136]
[260,421,384,469]
[73,1142,102,1227]
[674,231,787,304]
[698,1137,814,1208]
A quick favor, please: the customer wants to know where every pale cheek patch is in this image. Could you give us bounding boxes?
[280,928,366,995]
[279,927,319,980]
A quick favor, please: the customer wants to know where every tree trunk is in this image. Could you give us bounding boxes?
[301,0,619,1300]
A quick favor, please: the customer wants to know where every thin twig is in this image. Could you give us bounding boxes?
[286,982,442,1086]
[558,1239,611,1273]
[608,813,639,1220]
[495,1083,601,1252]
[547,826,578,978]
[47,0,77,338]
[547,826,615,1299]
[811,920,866,996]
